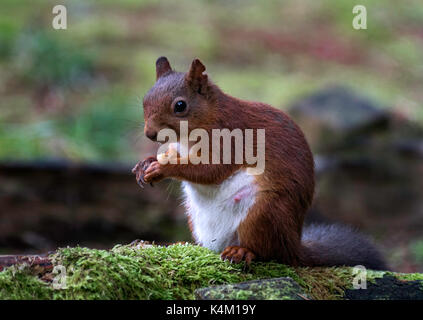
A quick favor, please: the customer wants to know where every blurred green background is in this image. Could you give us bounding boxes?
[1,0,423,272]
[1,0,423,162]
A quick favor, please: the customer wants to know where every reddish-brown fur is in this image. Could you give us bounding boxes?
[136,57,315,266]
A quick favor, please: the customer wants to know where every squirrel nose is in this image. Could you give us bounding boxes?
[146,130,157,141]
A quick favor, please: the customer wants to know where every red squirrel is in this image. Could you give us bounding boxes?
[132,57,386,270]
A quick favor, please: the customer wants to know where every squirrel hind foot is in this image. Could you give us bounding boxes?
[221,246,256,265]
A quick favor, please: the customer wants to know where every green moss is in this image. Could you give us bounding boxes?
[366,270,389,283]
[0,269,52,300]
[295,267,353,300]
[395,272,423,282]
[0,244,300,300]
[0,243,419,300]
[394,273,423,292]
[365,269,423,283]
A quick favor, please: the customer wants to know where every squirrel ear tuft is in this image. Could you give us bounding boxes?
[156,56,172,80]
[186,58,208,94]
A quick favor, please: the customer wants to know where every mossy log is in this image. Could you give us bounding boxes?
[0,242,422,300]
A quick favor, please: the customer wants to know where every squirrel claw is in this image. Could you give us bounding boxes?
[139,175,146,184]
[137,178,145,188]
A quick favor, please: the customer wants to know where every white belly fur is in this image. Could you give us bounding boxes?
[182,170,257,252]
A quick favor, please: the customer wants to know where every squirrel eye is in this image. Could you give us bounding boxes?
[174,100,187,114]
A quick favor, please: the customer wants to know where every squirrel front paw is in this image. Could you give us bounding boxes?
[132,156,157,187]
[221,246,256,265]
[143,160,169,184]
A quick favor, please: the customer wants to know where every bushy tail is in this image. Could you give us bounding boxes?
[301,224,387,270]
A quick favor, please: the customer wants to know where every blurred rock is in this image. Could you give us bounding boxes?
[196,275,423,300]
[289,87,423,272]
[195,277,309,300]
[289,86,390,152]
[344,275,423,300]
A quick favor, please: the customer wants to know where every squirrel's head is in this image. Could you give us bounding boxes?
[142,57,217,141]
